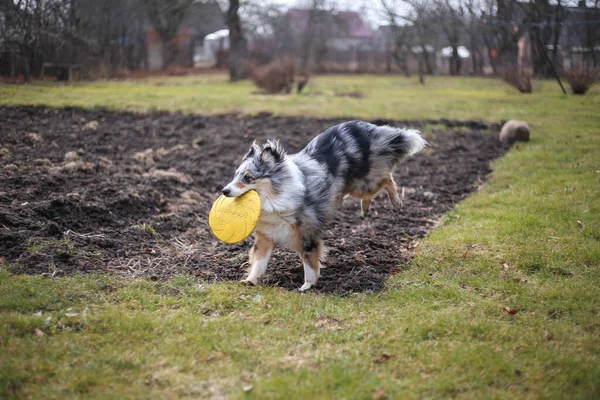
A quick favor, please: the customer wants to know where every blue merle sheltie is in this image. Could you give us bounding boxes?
[222,121,427,291]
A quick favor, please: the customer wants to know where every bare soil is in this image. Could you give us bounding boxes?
[0,106,509,294]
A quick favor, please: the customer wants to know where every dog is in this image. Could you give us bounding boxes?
[222,120,427,291]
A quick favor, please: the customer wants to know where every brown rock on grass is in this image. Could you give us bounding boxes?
[499,120,530,144]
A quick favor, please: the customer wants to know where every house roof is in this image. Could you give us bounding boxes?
[334,11,372,38]
[205,29,229,41]
[286,8,372,39]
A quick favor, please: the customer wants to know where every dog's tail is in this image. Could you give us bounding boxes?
[374,125,428,162]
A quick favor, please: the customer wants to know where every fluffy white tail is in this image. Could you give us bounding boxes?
[400,128,428,156]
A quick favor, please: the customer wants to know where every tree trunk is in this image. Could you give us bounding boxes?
[301,8,316,69]
[163,40,179,68]
[386,49,392,73]
[421,44,433,74]
[551,1,563,69]
[451,45,461,75]
[417,55,425,84]
[21,47,30,82]
[226,0,247,81]
[393,51,410,77]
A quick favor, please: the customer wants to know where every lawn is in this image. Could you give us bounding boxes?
[1,75,599,399]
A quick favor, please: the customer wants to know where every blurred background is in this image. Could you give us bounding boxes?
[0,0,598,87]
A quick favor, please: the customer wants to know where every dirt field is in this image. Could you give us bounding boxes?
[0,106,509,294]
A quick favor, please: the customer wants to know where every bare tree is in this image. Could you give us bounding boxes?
[0,0,91,80]
[298,0,335,70]
[571,0,599,68]
[381,0,413,78]
[143,0,193,68]
[464,0,486,74]
[524,0,564,77]
[408,1,437,75]
[226,0,247,81]
[433,0,465,75]
[485,0,521,69]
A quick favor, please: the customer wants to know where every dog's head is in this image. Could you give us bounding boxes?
[222,139,287,198]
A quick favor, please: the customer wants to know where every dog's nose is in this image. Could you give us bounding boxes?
[222,188,231,197]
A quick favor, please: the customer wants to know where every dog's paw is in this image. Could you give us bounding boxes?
[298,282,314,292]
[240,278,258,286]
[390,197,403,210]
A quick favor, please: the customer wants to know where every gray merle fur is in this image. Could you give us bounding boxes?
[222,120,427,291]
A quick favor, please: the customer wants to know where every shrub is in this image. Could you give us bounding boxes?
[250,58,310,95]
[500,68,532,93]
[562,65,599,95]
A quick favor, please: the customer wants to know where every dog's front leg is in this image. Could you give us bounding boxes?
[298,238,323,292]
[242,232,274,285]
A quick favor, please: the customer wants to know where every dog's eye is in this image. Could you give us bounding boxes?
[243,174,254,183]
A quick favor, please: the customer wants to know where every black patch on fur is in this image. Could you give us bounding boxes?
[301,239,318,253]
[308,128,343,175]
[343,121,371,179]
[261,139,286,164]
[243,141,260,161]
[388,133,409,156]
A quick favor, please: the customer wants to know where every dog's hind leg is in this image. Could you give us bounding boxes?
[384,174,402,209]
[297,238,324,292]
[242,231,274,285]
[360,199,372,217]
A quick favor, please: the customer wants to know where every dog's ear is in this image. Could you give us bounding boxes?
[242,140,261,161]
[260,139,286,165]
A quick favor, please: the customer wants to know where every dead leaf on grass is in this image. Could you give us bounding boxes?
[503,262,510,272]
[373,386,386,400]
[315,316,344,330]
[242,384,253,392]
[502,307,519,315]
[315,319,329,328]
[33,328,45,337]
[375,354,392,364]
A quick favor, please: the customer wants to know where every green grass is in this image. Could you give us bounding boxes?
[1,75,599,399]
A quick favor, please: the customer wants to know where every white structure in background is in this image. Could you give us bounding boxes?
[411,45,435,55]
[439,46,470,59]
[195,29,229,64]
[436,46,470,74]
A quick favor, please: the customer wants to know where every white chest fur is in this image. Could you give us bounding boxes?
[256,211,296,248]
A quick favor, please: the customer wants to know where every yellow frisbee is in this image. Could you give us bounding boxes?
[209,190,261,244]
